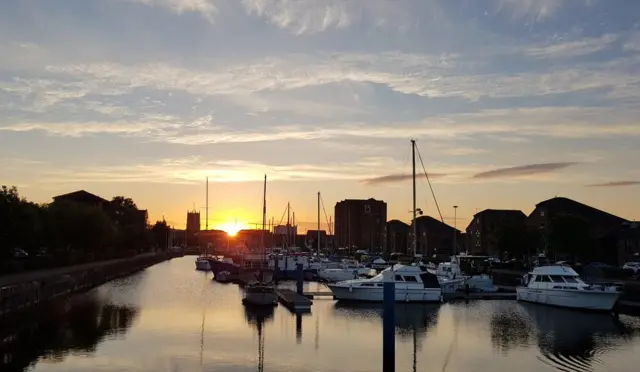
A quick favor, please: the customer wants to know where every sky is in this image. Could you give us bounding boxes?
[1,0,639,233]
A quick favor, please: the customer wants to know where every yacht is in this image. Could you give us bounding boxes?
[326,264,442,302]
[516,265,622,311]
[431,260,497,294]
[195,255,212,271]
[317,260,370,282]
[242,282,278,306]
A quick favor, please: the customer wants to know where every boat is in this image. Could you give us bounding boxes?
[429,260,497,294]
[516,265,622,311]
[243,174,277,307]
[195,255,212,271]
[317,260,370,282]
[242,281,278,306]
[214,270,232,283]
[208,256,240,276]
[327,264,442,302]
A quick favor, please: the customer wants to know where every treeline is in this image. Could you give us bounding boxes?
[0,186,172,271]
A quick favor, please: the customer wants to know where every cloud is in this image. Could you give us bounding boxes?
[125,0,218,22]
[491,0,564,22]
[587,181,640,187]
[522,34,617,59]
[443,147,488,156]
[361,172,448,185]
[472,162,579,179]
[241,0,413,34]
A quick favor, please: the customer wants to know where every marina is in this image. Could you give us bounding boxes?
[2,256,639,372]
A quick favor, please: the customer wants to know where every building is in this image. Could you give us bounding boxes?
[335,198,387,253]
[527,197,628,237]
[52,190,109,208]
[186,211,201,233]
[466,209,527,256]
[387,220,410,254]
[413,216,463,258]
[601,222,640,265]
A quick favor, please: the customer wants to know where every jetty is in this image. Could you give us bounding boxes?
[275,289,312,312]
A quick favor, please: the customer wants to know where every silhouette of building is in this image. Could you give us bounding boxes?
[186,211,201,233]
[387,220,410,254]
[305,230,329,251]
[334,198,387,252]
[413,216,463,258]
[52,190,108,208]
[466,209,526,256]
[527,197,627,237]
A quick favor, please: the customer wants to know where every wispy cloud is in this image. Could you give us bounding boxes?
[361,173,447,185]
[472,162,579,179]
[126,0,218,22]
[587,181,640,187]
[522,34,617,59]
[443,147,488,156]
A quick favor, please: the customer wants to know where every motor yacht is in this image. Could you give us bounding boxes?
[317,260,370,282]
[516,265,622,311]
[242,282,278,306]
[327,264,442,302]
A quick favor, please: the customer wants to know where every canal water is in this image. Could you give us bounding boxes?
[2,256,639,372]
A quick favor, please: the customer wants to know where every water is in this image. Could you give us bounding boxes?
[2,257,639,372]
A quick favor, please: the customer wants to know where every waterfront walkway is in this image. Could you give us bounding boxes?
[0,253,157,288]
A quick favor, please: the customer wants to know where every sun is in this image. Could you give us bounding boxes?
[216,221,244,237]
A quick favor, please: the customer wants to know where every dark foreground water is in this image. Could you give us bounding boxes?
[2,257,639,372]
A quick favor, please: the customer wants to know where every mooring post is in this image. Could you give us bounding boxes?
[296,263,304,294]
[296,313,303,343]
[382,269,395,372]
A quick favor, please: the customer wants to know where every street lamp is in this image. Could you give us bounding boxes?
[453,206,458,255]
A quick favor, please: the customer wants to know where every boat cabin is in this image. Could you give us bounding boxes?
[522,265,587,290]
[346,264,440,289]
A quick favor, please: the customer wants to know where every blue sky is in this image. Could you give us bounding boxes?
[1,0,639,231]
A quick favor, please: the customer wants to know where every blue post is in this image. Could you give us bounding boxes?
[296,263,304,294]
[382,270,395,372]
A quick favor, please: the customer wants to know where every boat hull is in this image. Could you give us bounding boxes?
[318,269,369,282]
[327,286,442,303]
[242,293,278,306]
[195,259,211,271]
[516,286,621,311]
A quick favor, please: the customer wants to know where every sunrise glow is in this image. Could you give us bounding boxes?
[215,221,248,237]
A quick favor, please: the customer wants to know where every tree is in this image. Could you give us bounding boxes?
[107,196,148,252]
[0,186,44,259]
[151,220,170,250]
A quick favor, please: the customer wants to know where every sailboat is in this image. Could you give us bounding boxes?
[196,177,213,271]
[243,175,278,306]
[327,140,442,302]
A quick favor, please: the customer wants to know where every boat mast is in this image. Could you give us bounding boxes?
[317,192,321,256]
[411,139,418,256]
[262,174,267,258]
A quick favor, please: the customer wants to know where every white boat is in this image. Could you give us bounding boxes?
[327,264,442,302]
[429,260,498,294]
[516,265,622,312]
[195,256,212,271]
[242,282,278,306]
[317,260,370,282]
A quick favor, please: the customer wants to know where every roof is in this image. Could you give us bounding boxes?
[531,265,579,276]
[52,190,108,204]
[535,197,627,223]
[414,215,461,233]
[474,209,526,218]
[387,219,410,228]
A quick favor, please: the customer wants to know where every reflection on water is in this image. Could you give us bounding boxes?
[4,257,639,372]
[0,292,138,372]
[521,303,637,372]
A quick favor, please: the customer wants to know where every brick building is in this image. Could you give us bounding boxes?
[466,209,527,256]
[413,216,463,258]
[387,220,410,254]
[335,198,387,253]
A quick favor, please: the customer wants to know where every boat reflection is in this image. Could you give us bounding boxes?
[0,293,139,372]
[243,305,275,372]
[520,303,638,372]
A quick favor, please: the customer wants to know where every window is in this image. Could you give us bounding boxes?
[563,276,579,283]
[549,275,565,283]
[395,275,405,282]
[534,275,542,282]
[540,276,551,282]
[364,204,371,213]
[403,276,418,282]
[541,211,545,217]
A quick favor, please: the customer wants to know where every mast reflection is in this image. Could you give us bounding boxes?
[243,305,275,372]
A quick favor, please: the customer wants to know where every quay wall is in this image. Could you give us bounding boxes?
[0,252,181,317]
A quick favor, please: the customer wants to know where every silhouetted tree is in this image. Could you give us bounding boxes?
[151,220,170,250]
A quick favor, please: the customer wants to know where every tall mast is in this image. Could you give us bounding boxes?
[411,139,417,255]
[261,174,266,256]
[205,177,209,231]
[317,192,321,256]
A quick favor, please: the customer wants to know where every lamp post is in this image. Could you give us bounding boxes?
[453,206,458,255]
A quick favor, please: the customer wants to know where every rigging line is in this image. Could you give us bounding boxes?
[415,143,444,224]
[278,204,288,226]
[319,195,332,234]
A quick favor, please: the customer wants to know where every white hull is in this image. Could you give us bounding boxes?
[328,286,442,302]
[516,287,621,311]
[195,259,211,271]
[318,268,368,282]
[438,277,466,294]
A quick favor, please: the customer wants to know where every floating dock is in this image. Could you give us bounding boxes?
[275,289,312,312]
[303,291,335,299]
[455,292,517,300]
